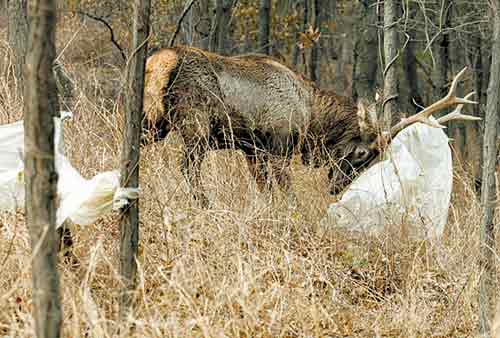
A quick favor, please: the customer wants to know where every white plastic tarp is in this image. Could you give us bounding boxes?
[0,113,137,227]
[321,122,453,238]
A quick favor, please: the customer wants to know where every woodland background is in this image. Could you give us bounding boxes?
[0,1,499,337]
[3,0,492,179]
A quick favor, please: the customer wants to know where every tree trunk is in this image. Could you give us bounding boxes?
[8,0,28,93]
[465,15,485,191]
[196,0,211,50]
[309,0,321,83]
[119,0,151,320]
[352,0,378,102]
[335,1,354,96]
[382,0,399,129]
[322,0,335,60]
[209,0,234,55]
[447,4,467,158]
[400,3,421,115]
[258,0,271,54]
[292,0,306,67]
[431,0,450,116]
[402,38,421,114]
[479,2,500,336]
[24,0,62,337]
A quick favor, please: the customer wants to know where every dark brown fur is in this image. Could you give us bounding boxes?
[142,46,375,201]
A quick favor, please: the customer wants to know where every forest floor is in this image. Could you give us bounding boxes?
[0,20,499,338]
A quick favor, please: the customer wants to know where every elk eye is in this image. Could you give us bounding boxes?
[352,146,372,165]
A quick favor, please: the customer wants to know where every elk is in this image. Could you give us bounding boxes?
[142,45,478,203]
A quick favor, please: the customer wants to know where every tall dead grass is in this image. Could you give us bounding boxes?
[0,19,499,338]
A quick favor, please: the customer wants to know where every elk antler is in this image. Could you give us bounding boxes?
[436,92,482,124]
[369,67,479,151]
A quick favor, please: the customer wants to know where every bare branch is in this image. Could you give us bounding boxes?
[169,0,198,48]
[74,10,127,62]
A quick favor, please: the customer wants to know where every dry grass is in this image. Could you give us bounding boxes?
[0,19,499,338]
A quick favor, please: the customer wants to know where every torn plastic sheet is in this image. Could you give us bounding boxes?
[0,113,139,227]
[320,122,453,238]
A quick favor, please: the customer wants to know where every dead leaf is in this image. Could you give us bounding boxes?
[297,25,321,50]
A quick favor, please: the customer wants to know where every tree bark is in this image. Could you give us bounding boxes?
[431,0,450,117]
[400,3,421,115]
[24,0,62,337]
[119,0,151,320]
[322,0,336,60]
[309,0,321,83]
[382,0,399,129]
[479,2,500,336]
[292,0,306,67]
[209,0,234,55]
[402,37,421,114]
[353,0,378,102]
[465,13,485,191]
[196,0,211,50]
[335,1,354,96]
[258,0,271,54]
[8,0,29,93]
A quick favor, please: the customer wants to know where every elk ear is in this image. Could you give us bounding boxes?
[357,99,379,140]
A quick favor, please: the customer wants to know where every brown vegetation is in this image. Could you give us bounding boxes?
[0,6,499,338]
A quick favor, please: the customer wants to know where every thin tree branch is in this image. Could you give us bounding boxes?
[169,0,198,47]
[74,10,127,62]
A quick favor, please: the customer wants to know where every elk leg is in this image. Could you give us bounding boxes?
[182,147,209,208]
[267,158,293,192]
[247,155,293,195]
[56,222,79,267]
[246,155,269,193]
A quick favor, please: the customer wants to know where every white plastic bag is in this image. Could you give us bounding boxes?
[0,119,27,211]
[320,122,453,238]
[0,113,138,227]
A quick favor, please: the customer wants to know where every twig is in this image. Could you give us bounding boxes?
[169,0,198,48]
[382,32,410,79]
[74,10,127,62]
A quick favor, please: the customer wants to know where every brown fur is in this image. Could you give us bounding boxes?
[142,46,375,199]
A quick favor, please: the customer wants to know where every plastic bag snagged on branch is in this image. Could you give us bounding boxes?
[0,112,139,227]
[321,122,453,239]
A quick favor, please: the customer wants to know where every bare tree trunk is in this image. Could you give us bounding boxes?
[119,0,151,320]
[431,0,450,116]
[209,0,234,54]
[322,0,335,60]
[335,1,354,96]
[309,0,321,83]
[8,0,28,93]
[24,0,61,337]
[352,0,378,102]
[402,38,421,114]
[258,0,271,54]
[466,18,485,192]
[479,2,500,337]
[292,0,306,67]
[196,0,211,50]
[399,3,421,115]
[382,0,399,129]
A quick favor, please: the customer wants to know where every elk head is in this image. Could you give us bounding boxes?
[330,66,480,194]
